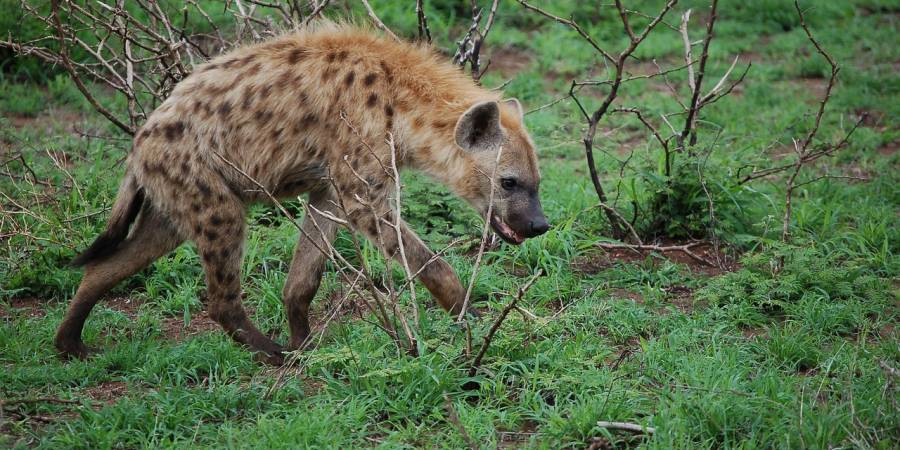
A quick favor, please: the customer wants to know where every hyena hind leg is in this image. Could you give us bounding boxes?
[55,206,183,359]
[282,189,340,351]
[192,200,286,365]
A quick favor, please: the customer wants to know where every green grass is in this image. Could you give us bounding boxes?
[1,0,898,448]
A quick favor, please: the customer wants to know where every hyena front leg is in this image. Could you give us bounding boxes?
[395,219,467,314]
[192,196,285,364]
[282,189,340,351]
[344,198,467,315]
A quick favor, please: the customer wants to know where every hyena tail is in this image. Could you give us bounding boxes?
[70,172,145,267]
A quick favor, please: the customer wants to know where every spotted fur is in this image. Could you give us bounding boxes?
[55,24,547,364]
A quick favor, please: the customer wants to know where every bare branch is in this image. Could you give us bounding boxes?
[469,269,542,377]
[360,0,399,41]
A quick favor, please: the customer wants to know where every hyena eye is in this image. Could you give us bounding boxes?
[500,178,517,190]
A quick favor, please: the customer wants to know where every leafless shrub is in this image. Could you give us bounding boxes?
[519,0,747,267]
[452,0,500,82]
[1,0,326,135]
[739,1,865,244]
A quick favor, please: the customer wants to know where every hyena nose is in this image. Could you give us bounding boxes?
[530,219,549,236]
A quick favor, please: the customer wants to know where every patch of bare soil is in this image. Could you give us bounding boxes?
[788,77,830,104]
[8,109,87,135]
[857,108,887,129]
[877,322,895,341]
[1,297,51,319]
[610,288,643,303]
[741,326,768,340]
[661,285,698,314]
[487,46,532,78]
[878,139,899,156]
[103,296,142,317]
[82,380,128,406]
[160,311,219,341]
[584,239,736,277]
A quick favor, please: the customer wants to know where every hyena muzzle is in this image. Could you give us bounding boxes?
[55,24,549,364]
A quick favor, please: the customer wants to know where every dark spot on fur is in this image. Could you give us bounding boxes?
[163,121,185,141]
[191,202,202,213]
[210,214,224,226]
[221,58,238,69]
[277,71,293,89]
[344,71,355,86]
[245,63,261,77]
[202,251,214,263]
[363,73,377,86]
[218,101,232,117]
[413,116,425,129]
[325,51,336,63]
[259,85,272,101]
[366,93,378,108]
[201,63,219,72]
[300,113,317,127]
[242,86,256,110]
[271,128,283,140]
[384,105,394,117]
[336,50,348,61]
[287,48,306,64]
[205,229,219,242]
[197,180,212,197]
[254,110,273,123]
[321,67,335,81]
[215,269,225,283]
[220,247,232,260]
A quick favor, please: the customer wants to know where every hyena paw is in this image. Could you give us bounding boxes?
[56,339,94,361]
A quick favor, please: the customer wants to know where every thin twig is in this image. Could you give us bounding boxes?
[596,421,656,434]
[468,269,542,377]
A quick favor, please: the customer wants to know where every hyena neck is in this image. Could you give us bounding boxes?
[400,114,469,192]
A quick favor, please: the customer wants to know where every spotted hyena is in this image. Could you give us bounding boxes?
[56,24,548,364]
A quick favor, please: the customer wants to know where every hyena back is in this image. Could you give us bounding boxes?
[56,24,548,364]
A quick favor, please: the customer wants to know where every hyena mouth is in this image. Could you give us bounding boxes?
[490,215,525,245]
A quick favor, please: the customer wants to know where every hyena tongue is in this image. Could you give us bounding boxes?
[492,215,525,244]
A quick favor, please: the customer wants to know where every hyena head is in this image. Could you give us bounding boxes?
[453,98,549,245]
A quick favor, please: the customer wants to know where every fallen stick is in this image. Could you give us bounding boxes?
[596,421,656,434]
[597,241,716,267]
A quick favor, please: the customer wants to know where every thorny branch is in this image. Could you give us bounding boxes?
[453,0,500,82]
[4,0,328,137]
[739,1,863,244]
[468,269,542,377]
[519,0,678,242]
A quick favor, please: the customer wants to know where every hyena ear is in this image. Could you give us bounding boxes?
[455,100,503,152]
[502,98,524,120]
